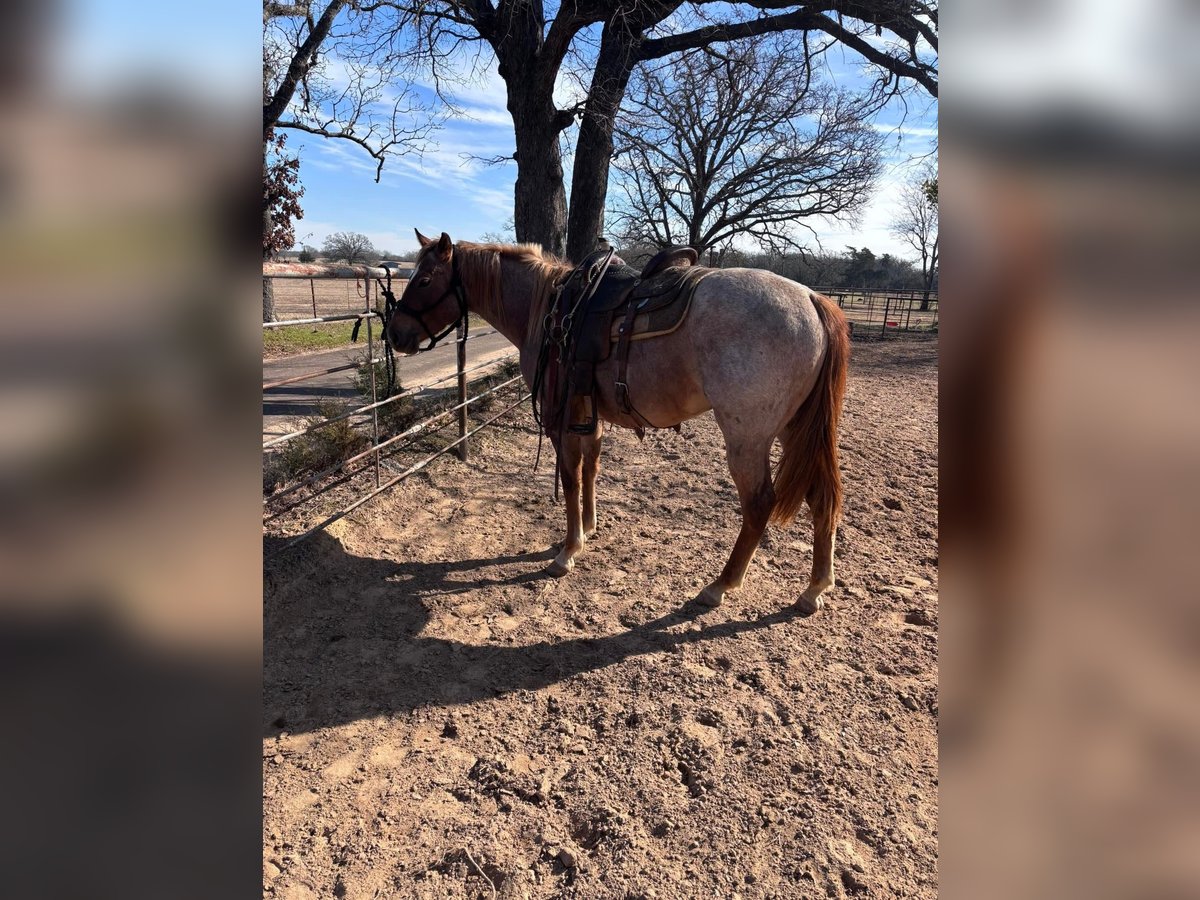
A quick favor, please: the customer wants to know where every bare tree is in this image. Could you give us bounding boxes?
[609,42,884,260]
[891,163,939,304]
[263,2,435,180]
[384,1,937,260]
[321,231,376,263]
[262,2,434,320]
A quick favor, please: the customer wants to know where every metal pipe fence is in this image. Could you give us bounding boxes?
[263,268,936,552]
[812,287,938,337]
[262,262,528,553]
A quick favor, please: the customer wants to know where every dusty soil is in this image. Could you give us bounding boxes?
[264,337,939,899]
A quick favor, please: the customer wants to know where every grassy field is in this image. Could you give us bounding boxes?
[263,321,357,357]
[263,313,494,359]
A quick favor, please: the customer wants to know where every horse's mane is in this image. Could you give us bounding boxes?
[444,241,572,342]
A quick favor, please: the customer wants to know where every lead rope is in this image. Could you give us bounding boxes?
[350,272,398,398]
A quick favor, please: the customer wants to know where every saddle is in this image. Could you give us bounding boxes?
[535,246,711,438]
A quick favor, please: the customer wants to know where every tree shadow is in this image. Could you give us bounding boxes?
[263,531,814,736]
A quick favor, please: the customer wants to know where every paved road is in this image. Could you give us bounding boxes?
[263,330,516,442]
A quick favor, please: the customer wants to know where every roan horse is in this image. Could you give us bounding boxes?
[387,230,849,613]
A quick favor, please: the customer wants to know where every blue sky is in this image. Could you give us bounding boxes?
[283,14,936,262]
[57,1,935,261]
[289,34,936,260]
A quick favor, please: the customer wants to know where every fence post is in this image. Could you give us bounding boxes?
[310,278,317,318]
[881,295,891,337]
[365,279,381,487]
[456,318,468,462]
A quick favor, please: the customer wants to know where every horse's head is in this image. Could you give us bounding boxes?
[385,229,464,354]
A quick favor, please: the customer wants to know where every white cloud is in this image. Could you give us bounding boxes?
[872,123,938,139]
[449,105,512,128]
[305,139,377,173]
[802,162,916,259]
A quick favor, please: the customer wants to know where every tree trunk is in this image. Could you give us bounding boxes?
[511,110,568,258]
[494,5,568,258]
[566,25,641,264]
[263,276,277,323]
[920,255,933,310]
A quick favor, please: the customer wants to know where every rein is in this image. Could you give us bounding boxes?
[530,248,615,435]
[352,254,471,398]
[530,249,616,499]
[351,269,398,396]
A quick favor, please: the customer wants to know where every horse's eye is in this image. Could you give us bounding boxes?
[418,276,432,287]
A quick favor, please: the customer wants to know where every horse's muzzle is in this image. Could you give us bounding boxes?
[385,322,421,356]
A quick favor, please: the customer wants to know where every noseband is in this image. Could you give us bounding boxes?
[388,251,469,353]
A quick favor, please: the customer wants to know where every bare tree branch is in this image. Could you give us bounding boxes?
[610,41,884,257]
[263,1,348,135]
[890,162,939,292]
[264,1,438,181]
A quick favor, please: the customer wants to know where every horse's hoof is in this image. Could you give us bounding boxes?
[695,584,724,608]
[547,556,574,578]
[796,592,824,615]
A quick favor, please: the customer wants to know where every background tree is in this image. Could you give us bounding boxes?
[478,215,517,244]
[298,245,318,262]
[263,1,434,179]
[262,131,305,321]
[891,163,939,304]
[263,133,304,257]
[262,1,435,320]
[609,41,884,260]
[395,1,937,260]
[321,231,376,264]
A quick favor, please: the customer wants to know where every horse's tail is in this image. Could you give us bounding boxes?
[770,291,850,527]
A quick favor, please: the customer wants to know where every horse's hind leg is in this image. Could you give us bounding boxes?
[581,424,603,538]
[798,487,836,614]
[548,434,586,577]
[696,436,774,608]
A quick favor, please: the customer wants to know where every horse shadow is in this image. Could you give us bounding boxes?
[263,531,814,736]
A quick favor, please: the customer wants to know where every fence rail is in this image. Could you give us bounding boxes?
[812,287,938,336]
[263,269,937,552]
[266,262,414,320]
[263,262,527,553]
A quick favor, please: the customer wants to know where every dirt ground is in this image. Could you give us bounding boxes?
[263,337,939,899]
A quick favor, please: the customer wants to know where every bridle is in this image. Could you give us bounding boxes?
[386,250,469,353]
[351,251,468,399]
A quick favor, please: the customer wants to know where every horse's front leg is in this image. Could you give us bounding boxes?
[581,424,603,538]
[548,434,585,577]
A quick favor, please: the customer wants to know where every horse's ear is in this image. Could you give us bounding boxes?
[436,232,453,259]
[415,229,432,247]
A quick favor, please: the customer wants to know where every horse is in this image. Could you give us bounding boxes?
[386,230,849,613]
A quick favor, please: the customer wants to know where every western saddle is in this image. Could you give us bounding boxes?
[533,245,712,439]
